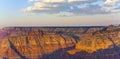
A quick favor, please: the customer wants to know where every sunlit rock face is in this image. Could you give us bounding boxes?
[68,25,120,59]
[0,26,120,59]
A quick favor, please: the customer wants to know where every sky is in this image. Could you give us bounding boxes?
[0,0,120,27]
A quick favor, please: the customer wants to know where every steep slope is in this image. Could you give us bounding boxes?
[68,25,120,57]
[0,26,113,59]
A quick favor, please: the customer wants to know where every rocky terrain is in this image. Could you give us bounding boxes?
[0,25,120,59]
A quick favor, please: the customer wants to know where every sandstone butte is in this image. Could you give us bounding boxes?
[0,25,120,59]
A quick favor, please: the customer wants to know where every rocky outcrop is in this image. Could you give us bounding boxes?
[1,26,120,59]
[0,27,80,59]
[68,25,120,59]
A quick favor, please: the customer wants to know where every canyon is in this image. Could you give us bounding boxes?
[0,25,120,59]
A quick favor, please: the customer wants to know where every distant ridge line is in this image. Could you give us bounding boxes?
[10,26,105,28]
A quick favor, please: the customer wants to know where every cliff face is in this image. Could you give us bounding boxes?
[0,26,120,59]
[69,25,120,54]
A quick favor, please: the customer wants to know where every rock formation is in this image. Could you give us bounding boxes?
[0,26,120,59]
